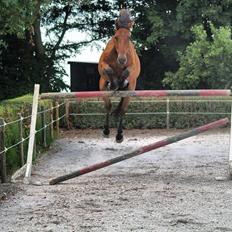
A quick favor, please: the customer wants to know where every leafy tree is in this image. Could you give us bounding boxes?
[134,0,232,89]
[175,0,232,39]
[163,25,232,89]
[0,0,115,99]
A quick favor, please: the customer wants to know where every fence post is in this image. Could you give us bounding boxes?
[41,105,47,148]
[65,100,70,129]
[24,84,40,183]
[0,118,7,183]
[166,98,170,129]
[33,135,37,158]
[50,103,54,140]
[18,113,24,166]
[55,101,60,136]
[229,104,232,178]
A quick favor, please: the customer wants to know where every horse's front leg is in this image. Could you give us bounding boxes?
[118,68,130,89]
[99,62,119,91]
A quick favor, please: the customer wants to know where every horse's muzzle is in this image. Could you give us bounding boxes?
[117,55,127,66]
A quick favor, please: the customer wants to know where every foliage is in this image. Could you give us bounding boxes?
[124,0,232,90]
[175,0,232,39]
[67,97,231,129]
[1,0,232,99]
[163,25,232,89]
[0,0,35,38]
[0,0,119,100]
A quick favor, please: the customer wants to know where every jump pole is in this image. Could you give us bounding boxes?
[41,89,231,99]
[49,118,229,185]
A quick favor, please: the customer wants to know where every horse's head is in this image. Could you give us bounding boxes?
[114,9,133,67]
[114,28,131,66]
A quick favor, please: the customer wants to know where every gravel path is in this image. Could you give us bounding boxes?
[0,129,232,232]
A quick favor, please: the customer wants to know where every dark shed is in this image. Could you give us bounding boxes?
[68,61,100,91]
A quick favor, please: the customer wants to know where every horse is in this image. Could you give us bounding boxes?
[98,9,141,143]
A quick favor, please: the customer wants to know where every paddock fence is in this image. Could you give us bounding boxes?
[1,87,232,183]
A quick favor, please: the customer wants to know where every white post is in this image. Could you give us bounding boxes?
[24,84,40,183]
[166,98,170,129]
[229,104,232,177]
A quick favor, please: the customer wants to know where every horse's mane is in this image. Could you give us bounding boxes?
[116,9,133,30]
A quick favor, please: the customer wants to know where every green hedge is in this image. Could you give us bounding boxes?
[0,95,55,175]
[67,96,231,129]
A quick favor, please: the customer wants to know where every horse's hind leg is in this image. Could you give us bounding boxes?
[103,109,110,137]
[102,95,112,138]
[99,77,112,138]
[116,116,124,143]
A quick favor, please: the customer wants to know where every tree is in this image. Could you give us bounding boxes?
[133,0,232,89]
[0,0,115,99]
[163,25,232,89]
[175,0,232,39]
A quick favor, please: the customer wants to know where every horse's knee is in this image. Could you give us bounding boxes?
[103,66,114,77]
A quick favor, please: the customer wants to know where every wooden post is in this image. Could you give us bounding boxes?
[18,113,24,166]
[166,98,170,129]
[41,105,47,148]
[55,101,60,136]
[65,100,70,129]
[0,118,7,183]
[24,84,40,183]
[50,103,54,140]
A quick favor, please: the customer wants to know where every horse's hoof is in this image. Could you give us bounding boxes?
[103,133,110,138]
[116,134,123,143]
[102,129,110,138]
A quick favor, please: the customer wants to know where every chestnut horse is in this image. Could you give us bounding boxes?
[98,9,140,143]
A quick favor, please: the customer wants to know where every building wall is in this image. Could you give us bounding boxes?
[68,62,100,91]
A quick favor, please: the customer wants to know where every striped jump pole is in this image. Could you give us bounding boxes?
[41,89,231,99]
[49,118,229,185]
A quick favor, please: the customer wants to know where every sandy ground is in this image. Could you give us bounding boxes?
[0,128,232,232]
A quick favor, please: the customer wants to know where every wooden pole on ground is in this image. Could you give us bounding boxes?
[49,118,229,185]
[0,118,7,183]
[24,84,40,183]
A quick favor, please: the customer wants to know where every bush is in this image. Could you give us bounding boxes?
[67,96,231,129]
[163,24,232,89]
